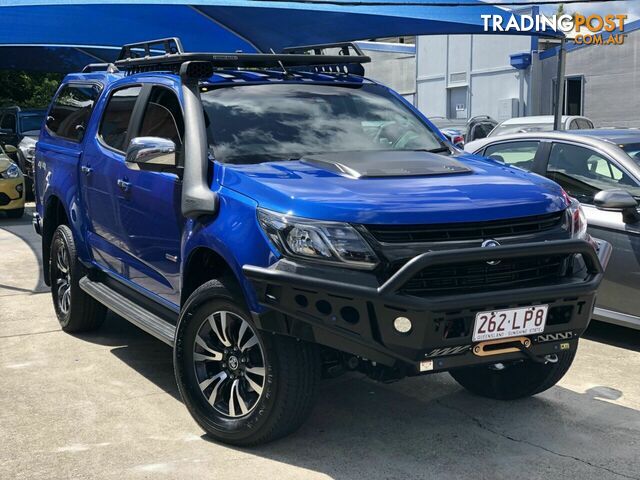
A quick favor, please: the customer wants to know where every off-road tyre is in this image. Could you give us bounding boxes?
[175,279,321,446]
[449,347,578,400]
[50,224,106,332]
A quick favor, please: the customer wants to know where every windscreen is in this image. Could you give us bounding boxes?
[201,83,445,164]
[621,142,640,163]
[20,113,45,133]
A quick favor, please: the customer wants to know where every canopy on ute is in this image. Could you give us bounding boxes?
[0,0,561,72]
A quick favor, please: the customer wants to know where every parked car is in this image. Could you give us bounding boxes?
[0,144,25,218]
[16,135,37,182]
[0,107,46,195]
[466,129,640,330]
[484,115,594,139]
[430,115,497,147]
[34,38,610,446]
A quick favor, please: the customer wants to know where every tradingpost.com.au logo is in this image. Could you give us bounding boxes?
[481,13,628,45]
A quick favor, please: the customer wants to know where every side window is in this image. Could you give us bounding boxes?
[1,114,16,133]
[99,86,142,152]
[483,141,539,171]
[547,142,640,203]
[138,86,184,148]
[48,84,100,141]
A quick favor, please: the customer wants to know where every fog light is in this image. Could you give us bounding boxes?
[393,316,412,334]
[16,184,23,193]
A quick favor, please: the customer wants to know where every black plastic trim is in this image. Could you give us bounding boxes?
[245,239,610,312]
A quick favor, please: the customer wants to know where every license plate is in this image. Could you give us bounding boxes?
[472,305,548,342]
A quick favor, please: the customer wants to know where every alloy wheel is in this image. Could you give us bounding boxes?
[54,241,71,315]
[193,311,266,418]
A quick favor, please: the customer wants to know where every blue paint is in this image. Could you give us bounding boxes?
[510,52,532,70]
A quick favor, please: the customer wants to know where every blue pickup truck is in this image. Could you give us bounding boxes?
[34,39,611,446]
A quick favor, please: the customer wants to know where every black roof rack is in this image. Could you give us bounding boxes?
[110,37,370,76]
[283,42,365,56]
[117,37,185,61]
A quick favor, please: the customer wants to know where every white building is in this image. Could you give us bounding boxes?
[414,10,640,127]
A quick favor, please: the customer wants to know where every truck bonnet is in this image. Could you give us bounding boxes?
[219,151,568,225]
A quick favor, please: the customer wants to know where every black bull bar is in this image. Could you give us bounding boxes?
[242,239,612,367]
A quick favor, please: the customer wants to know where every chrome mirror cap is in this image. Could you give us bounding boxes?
[125,136,176,170]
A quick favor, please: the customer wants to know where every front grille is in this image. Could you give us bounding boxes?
[366,211,565,244]
[401,255,569,297]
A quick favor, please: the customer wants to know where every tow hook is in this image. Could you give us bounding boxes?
[473,337,531,357]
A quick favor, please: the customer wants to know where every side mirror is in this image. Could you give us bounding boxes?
[125,137,177,172]
[3,144,17,154]
[594,189,640,223]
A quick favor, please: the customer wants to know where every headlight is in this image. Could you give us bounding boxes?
[258,209,379,269]
[20,145,36,163]
[564,197,588,239]
[1,164,20,179]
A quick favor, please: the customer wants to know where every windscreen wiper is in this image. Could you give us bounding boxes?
[420,147,451,154]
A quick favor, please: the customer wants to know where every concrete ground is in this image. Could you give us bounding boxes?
[1,206,639,480]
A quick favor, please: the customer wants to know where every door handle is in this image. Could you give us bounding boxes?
[117,179,131,192]
[80,165,93,175]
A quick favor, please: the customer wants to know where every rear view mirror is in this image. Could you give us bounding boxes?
[125,137,176,172]
[594,189,640,223]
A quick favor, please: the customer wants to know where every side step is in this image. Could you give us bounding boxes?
[79,276,176,346]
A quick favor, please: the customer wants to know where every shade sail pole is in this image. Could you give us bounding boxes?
[553,37,566,130]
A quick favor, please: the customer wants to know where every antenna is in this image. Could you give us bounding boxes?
[270,48,290,77]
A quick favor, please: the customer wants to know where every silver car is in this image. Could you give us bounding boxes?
[486,115,594,137]
[466,129,640,330]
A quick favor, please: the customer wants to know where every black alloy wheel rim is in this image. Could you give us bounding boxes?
[54,240,71,315]
[192,311,266,418]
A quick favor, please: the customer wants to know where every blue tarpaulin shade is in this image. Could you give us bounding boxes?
[0,1,560,72]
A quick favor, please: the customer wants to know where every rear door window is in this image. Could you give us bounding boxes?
[98,86,142,152]
[47,84,101,141]
[482,141,540,171]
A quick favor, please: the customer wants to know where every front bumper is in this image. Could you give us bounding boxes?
[243,238,612,372]
[0,177,25,211]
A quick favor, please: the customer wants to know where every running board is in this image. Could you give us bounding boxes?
[79,276,176,346]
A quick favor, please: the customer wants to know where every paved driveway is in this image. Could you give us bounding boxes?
[1,207,639,480]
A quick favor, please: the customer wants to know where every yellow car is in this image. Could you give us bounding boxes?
[0,145,25,218]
